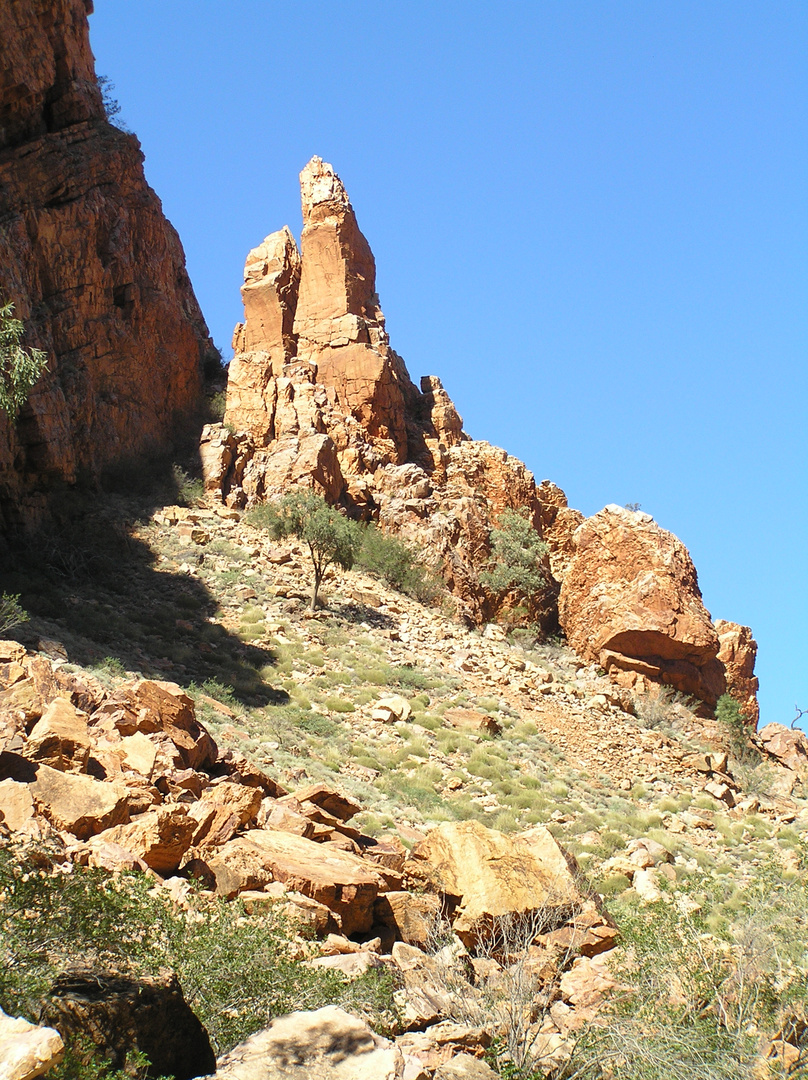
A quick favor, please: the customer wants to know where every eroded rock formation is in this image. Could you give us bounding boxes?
[211,157,561,626]
[558,506,725,705]
[212,160,758,718]
[0,0,212,531]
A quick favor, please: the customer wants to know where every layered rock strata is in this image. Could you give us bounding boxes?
[0,0,212,531]
[212,159,758,717]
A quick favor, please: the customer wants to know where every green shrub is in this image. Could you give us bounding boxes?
[249,493,361,611]
[0,847,395,1055]
[356,525,442,604]
[716,693,756,762]
[172,464,204,507]
[0,592,29,636]
[0,299,48,417]
[479,507,548,611]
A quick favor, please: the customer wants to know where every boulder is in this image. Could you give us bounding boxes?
[758,724,808,779]
[40,971,215,1080]
[409,821,583,945]
[21,699,91,772]
[374,890,442,948]
[558,506,723,705]
[0,1007,64,1080]
[292,783,361,822]
[97,806,196,874]
[434,1056,498,1080]
[372,697,413,723]
[0,779,42,837]
[201,781,262,826]
[207,829,384,934]
[23,762,129,841]
[209,1005,404,1080]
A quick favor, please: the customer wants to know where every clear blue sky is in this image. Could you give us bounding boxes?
[89,2,807,730]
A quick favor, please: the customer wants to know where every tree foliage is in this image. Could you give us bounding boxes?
[0,592,29,637]
[479,507,548,606]
[249,491,360,611]
[0,300,48,418]
[357,525,442,605]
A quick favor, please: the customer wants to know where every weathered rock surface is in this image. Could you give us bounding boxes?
[214,157,561,628]
[207,829,384,933]
[40,970,215,1080]
[715,619,760,726]
[758,724,808,781]
[0,0,212,532]
[409,820,584,945]
[0,1007,63,1080]
[559,506,725,705]
[208,1006,404,1080]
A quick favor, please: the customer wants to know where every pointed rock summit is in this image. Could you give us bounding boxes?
[209,157,759,720]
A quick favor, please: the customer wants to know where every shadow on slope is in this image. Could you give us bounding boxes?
[0,455,286,709]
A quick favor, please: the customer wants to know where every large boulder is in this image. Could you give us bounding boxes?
[0,757,129,841]
[558,506,723,704]
[40,971,215,1080]
[21,699,91,773]
[758,724,808,780]
[208,1006,403,1080]
[0,1007,63,1080]
[95,806,196,875]
[409,821,584,946]
[206,829,384,934]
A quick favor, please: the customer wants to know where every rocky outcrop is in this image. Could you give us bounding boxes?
[558,506,725,706]
[0,0,212,531]
[214,157,562,626]
[214,161,757,711]
[715,619,759,726]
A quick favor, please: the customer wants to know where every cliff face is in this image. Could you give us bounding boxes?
[213,157,759,719]
[0,0,212,529]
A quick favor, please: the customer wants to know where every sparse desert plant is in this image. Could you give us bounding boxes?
[249,492,361,611]
[356,524,442,604]
[0,592,29,636]
[0,846,396,1056]
[716,692,758,763]
[0,299,48,418]
[480,507,548,613]
[172,464,205,507]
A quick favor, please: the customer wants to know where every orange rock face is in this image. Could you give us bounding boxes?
[558,506,724,704]
[217,157,565,625]
[0,0,212,529]
[714,619,760,726]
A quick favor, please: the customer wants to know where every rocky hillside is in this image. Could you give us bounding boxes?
[0,0,213,532]
[203,157,757,722]
[0,498,806,1077]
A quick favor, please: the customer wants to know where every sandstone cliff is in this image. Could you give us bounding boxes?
[0,0,213,531]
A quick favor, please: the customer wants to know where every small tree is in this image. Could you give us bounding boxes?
[0,593,28,637]
[0,300,48,418]
[249,491,360,611]
[480,507,548,611]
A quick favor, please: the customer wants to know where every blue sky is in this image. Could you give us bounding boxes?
[89,2,807,730]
